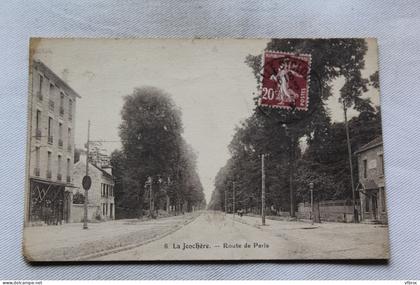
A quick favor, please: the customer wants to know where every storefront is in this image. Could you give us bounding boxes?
[28,178,72,225]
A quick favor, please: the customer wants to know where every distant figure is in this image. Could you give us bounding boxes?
[237,209,244,218]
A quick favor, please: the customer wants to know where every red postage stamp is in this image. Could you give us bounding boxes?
[259,51,311,111]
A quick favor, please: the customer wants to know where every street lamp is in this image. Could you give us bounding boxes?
[309,182,314,225]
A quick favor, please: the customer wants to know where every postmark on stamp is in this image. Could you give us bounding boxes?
[259,51,312,111]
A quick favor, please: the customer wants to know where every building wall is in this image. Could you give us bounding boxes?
[357,144,387,223]
[70,204,100,223]
[28,63,76,184]
[72,158,115,221]
[25,61,79,224]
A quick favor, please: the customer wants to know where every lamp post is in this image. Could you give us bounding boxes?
[261,153,266,226]
[83,120,90,230]
[158,177,162,215]
[147,176,153,218]
[309,182,314,225]
[232,180,236,219]
[342,99,358,223]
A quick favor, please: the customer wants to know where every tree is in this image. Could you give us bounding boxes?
[210,39,376,213]
[116,86,205,218]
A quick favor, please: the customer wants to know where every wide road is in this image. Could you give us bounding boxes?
[96,210,388,261]
[97,210,294,260]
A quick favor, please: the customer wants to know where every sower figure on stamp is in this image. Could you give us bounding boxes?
[270,60,303,103]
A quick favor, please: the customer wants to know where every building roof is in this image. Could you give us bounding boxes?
[92,163,114,180]
[74,160,114,180]
[354,136,383,155]
[32,60,81,99]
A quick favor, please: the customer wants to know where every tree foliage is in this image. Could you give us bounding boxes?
[111,87,205,218]
[209,39,382,214]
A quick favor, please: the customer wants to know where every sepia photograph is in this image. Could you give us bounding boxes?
[23,38,388,261]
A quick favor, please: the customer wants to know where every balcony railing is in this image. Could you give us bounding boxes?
[36,91,43,101]
[66,175,71,183]
[58,139,63,148]
[59,106,64,116]
[46,170,52,179]
[67,144,72,152]
[49,100,55,111]
[35,129,42,140]
[57,174,62,181]
[34,168,40,177]
[48,136,53,145]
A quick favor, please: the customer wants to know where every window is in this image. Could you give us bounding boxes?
[68,99,73,120]
[49,84,55,111]
[58,155,61,172]
[363,159,367,178]
[66,158,71,181]
[47,151,52,178]
[49,84,54,97]
[379,154,384,175]
[36,110,41,129]
[39,75,43,93]
[102,203,105,216]
[48,117,53,144]
[60,92,65,116]
[35,110,41,139]
[57,155,62,179]
[35,147,40,176]
[58,123,63,146]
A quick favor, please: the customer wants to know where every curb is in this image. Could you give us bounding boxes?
[77,213,201,261]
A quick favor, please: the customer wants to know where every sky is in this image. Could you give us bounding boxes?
[32,38,379,202]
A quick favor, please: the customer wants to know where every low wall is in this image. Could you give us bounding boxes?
[71,204,101,223]
[297,201,360,223]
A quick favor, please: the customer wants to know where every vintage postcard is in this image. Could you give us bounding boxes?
[24,38,389,261]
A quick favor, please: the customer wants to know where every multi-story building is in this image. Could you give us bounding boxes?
[25,60,80,225]
[71,154,115,222]
[355,137,387,224]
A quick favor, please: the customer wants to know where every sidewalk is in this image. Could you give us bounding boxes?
[23,212,200,261]
[229,214,389,259]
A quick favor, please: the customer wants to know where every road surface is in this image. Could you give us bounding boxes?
[96,211,389,260]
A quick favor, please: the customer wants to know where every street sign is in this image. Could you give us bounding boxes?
[82,175,92,190]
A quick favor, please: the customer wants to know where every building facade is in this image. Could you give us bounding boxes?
[355,137,387,224]
[71,154,115,222]
[25,60,80,225]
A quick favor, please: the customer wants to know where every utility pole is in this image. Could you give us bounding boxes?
[343,100,358,223]
[224,189,227,215]
[284,124,296,218]
[261,154,266,226]
[148,177,154,218]
[232,181,236,218]
[83,120,90,230]
[309,182,314,225]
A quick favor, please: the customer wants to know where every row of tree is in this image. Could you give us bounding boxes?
[110,87,206,218]
[208,39,382,215]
